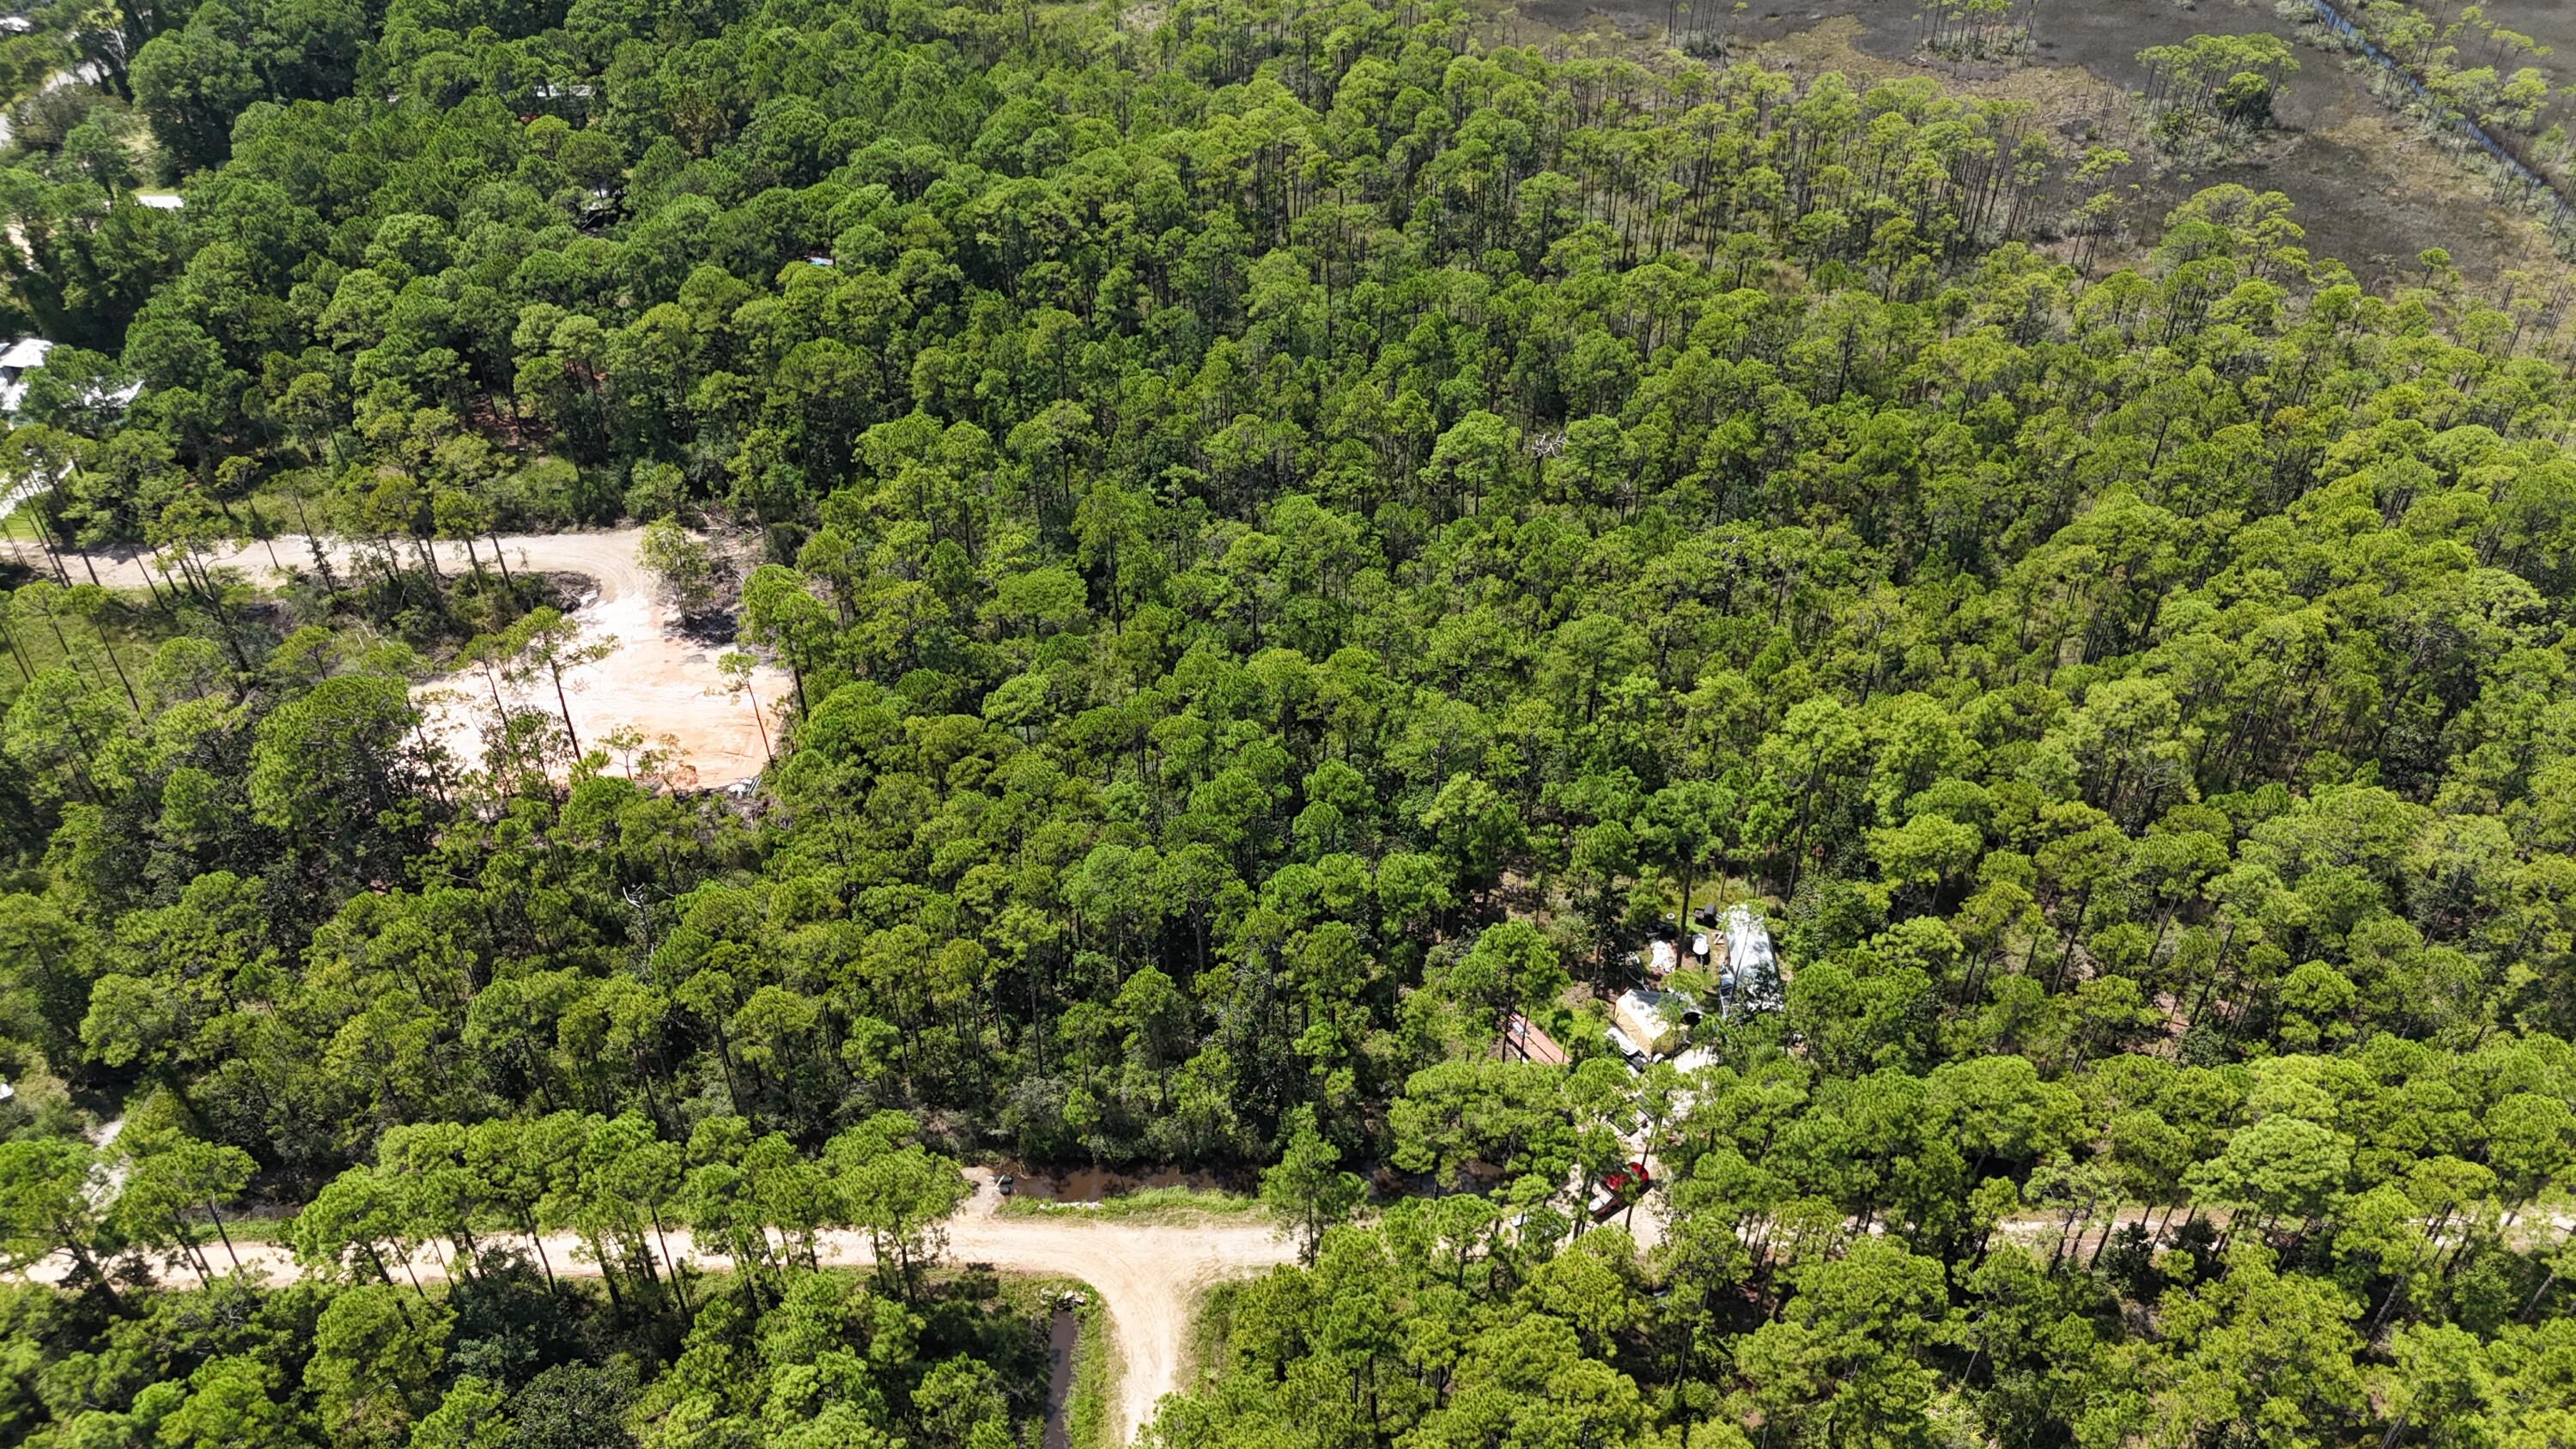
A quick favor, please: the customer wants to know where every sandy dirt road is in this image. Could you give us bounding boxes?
[27,1171,1292,1446]
[8,528,788,788]
[942,1179,1296,1442]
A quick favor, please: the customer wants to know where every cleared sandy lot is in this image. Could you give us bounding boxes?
[5,527,789,788]
[413,530,786,788]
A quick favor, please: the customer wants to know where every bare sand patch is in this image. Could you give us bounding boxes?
[1,527,791,790]
[421,531,790,790]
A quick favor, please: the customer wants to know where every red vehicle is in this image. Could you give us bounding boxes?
[1590,1160,1652,1220]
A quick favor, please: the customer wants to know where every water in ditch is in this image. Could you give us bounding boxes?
[1041,1306,1078,1449]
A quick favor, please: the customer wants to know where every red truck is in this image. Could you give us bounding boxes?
[1589,1160,1652,1220]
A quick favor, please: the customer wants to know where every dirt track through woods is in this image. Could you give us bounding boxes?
[4,528,788,788]
[28,1162,2541,1444]
[25,1172,1294,1446]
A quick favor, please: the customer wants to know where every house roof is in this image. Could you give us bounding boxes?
[1501,1013,1570,1067]
[1723,903,1775,970]
[0,338,53,370]
[1617,987,1691,1019]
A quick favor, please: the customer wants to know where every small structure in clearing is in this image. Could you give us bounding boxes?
[1710,903,1786,1022]
[0,338,52,414]
[1499,1012,1570,1067]
[1612,988,1699,1059]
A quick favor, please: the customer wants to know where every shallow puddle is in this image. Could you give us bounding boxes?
[1041,1306,1078,1449]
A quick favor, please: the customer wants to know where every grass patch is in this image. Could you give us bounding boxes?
[979,1269,1095,1312]
[0,503,46,546]
[204,1215,289,1245]
[994,1185,1266,1221]
[978,1272,1112,1449]
[1067,1288,1113,1449]
[1182,1278,1242,1396]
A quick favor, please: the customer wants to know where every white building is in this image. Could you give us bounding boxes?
[0,338,142,419]
[0,337,54,414]
[1612,987,1698,1057]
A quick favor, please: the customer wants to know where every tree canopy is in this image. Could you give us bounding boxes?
[0,0,2567,1441]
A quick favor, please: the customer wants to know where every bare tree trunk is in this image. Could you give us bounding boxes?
[206,1199,240,1273]
[547,661,580,757]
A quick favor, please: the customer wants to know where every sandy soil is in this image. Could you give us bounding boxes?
[416,532,787,790]
[5,528,789,790]
[947,1172,1295,1442]
[22,1167,1292,1446]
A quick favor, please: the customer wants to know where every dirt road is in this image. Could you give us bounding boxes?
[32,1170,1291,1446]
[9,528,788,788]
[945,1178,1295,1442]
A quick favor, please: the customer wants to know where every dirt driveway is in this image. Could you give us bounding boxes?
[419,531,787,788]
[948,1172,1295,1442]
